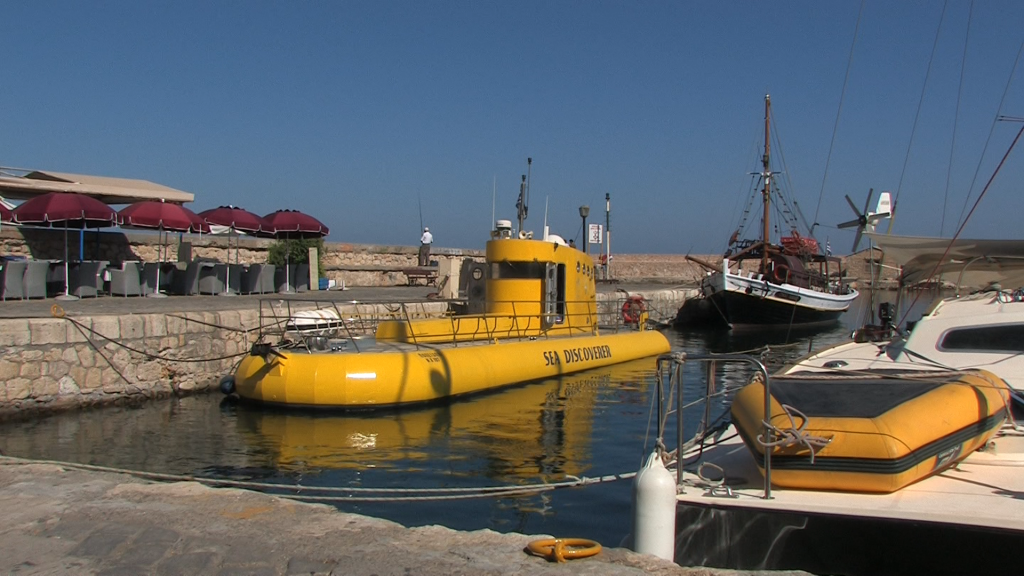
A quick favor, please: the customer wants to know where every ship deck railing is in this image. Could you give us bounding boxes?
[654,353,774,499]
[252,296,648,353]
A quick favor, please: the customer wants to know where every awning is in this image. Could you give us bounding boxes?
[0,168,194,205]
[866,232,1024,288]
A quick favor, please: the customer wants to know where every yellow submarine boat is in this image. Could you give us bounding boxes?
[232,221,671,409]
[729,369,1011,493]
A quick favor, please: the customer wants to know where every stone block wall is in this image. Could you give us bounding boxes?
[0,310,257,419]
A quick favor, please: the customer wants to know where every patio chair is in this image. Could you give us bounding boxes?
[23,260,51,299]
[68,261,104,298]
[294,263,310,292]
[170,261,202,295]
[93,261,110,293]
[109,261,143,297]
[0,261,27,300]
[240,264,263,294]
[259,264,276,294]
[227,264,244,295]
[274,265,293,293]
[198,263,226,295]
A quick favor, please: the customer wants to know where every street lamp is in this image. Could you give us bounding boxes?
[605,193,611,279]
[579,205,590,255]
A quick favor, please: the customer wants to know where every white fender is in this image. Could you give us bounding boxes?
[632,450,677,560]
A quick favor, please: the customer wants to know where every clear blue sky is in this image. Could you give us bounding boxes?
[2,1,1023,254]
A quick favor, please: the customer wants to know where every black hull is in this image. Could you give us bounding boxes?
[705,290,843,330]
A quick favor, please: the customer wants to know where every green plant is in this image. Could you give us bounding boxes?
[268,238,325,272]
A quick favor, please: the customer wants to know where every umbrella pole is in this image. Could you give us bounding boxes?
[148,225,168,298]
[220,229,237,297]
[56,224,79,301]
[280,232,293,294]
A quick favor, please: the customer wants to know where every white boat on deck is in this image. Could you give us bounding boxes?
[637,353,1024,575]
[782,233,1024,402]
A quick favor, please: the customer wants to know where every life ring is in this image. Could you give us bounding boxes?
[773,264,789,284]
[526,538,602,562]
[621,295,646,324]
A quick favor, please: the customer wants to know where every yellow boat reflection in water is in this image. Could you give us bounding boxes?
[233,357,659,478]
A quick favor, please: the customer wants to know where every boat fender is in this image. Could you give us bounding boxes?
[526,538,602,562]
[621,295,647,324]
[219,375,236,395]
[631,451,677,560]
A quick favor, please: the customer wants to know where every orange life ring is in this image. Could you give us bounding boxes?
[526,538,602,562]
[773,264,789,284]
[621,295,646,324]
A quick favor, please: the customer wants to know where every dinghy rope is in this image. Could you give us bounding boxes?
[757,404,833,464]
[0,456,637,503]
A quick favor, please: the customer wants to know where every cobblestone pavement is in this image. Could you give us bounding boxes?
[0,460,808,576]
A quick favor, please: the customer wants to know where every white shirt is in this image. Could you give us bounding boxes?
[421,231,433,244]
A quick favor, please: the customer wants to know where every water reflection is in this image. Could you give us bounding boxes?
[226,356,658,480]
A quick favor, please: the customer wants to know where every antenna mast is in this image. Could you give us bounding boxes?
[761,94,772,273]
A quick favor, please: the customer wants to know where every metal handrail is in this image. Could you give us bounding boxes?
[655,352,773,500]
[252,296,628,351]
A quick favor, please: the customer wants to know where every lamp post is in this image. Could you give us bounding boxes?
[605,193,611,280]
[579,205,590,255]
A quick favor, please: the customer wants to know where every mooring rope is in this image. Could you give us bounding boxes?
[51,305,250,364]
[0,455,636,503]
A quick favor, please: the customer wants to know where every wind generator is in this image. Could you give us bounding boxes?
[838,189,892,252]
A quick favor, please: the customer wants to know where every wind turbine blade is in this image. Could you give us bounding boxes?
[837,218,861,229]
[845,194,860,215]
[862,188,874,214]
[852,228,864,253]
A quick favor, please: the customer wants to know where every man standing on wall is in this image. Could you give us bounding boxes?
[419,227,433,266]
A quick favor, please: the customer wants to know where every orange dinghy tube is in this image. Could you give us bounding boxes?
[730,370,1011,493]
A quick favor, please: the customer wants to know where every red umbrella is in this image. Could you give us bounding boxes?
[13,192,118,227]
[0,203,12,223]
[118,201,211,297]
[263,209,329,238]
[198,205,270,234]
[198,205,271,296]
[263,209,329,293]
[119,200,211,234]
[13,192,118,301]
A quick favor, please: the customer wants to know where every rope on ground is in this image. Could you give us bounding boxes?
[0,455,636,503]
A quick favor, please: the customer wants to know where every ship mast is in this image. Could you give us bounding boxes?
[761,94,772,273]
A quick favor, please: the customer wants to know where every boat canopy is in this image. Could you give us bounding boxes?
[867,232,1024,288]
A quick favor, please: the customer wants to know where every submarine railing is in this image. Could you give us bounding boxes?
[255,296,638,352]
[655,352,773,500]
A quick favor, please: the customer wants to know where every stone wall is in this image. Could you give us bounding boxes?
[0,309,256,419]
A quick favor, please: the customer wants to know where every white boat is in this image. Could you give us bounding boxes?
[637,352,1023,575]
[782,233,1024,402]
[677,95,858,330]
[636,234,1024,574]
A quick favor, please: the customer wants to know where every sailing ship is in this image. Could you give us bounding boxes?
[678,95,858,330]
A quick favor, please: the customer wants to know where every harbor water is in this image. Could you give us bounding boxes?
[0,293,923,557]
